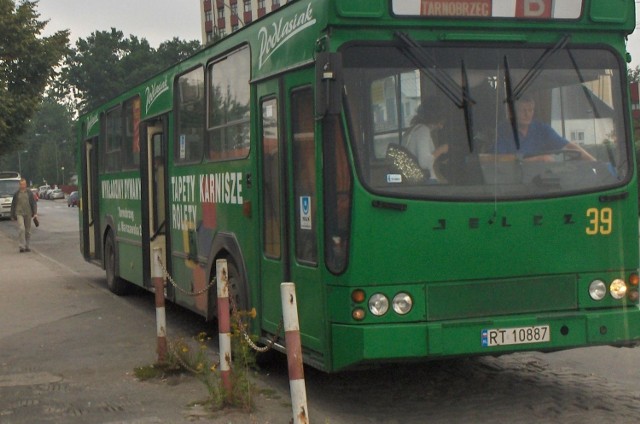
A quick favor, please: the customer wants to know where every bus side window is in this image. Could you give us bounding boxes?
[207,46,251,161]
[123,96,141,169]
[104,107,122,173]
[175,67,205,164]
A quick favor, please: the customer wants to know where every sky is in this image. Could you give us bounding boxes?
[35,0,640,68]
[627,8,640,69]
[37,0,202,47]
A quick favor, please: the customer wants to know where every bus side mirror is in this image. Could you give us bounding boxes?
[316,52,344,117]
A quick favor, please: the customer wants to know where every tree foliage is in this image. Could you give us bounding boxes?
[0,96,75,185]
[0,0,69,153]
[628,65,640,84]
[1,8,200,183]
[61,29,201,113]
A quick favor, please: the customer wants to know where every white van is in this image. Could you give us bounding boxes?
[0,172,21,219]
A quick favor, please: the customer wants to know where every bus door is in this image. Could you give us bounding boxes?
[140,117,169,290]
[82,137,101,263]
[258,70,324,353]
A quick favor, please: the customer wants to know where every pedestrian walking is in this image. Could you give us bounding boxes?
[10,178,38,252]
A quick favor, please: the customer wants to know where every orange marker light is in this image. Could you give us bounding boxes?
[352,308,366,321]
[629,273,639,287]
[351,289,366,303]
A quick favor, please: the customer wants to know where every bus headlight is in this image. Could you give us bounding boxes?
[610,279,627,300]
[589,280,607,301]
[392,293,413,315]
[368,293,389,316]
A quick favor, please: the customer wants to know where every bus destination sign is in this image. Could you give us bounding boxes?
[393,0,583,19]
[421,0,492,17]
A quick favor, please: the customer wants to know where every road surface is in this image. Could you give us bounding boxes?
[1,199,638,423]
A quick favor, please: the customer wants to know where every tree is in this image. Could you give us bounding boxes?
[0,0,69,154]
[7,29,200,186]
[0,97,75,185]
[61,29,201,113]
[628,65,640,143]
[156,37,202,69]
[628,65,640,83]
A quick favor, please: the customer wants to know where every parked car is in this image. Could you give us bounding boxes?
[44,188,54,199]
[49,189,65,200]
[38,185,50,198]
[67,191,79,207]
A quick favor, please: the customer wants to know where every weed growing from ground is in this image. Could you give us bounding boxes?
[135,307,260,412]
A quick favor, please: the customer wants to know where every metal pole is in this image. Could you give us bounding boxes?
[152,247,167,362]
[216,259,233,399]
[281,282,309,424]
[55,143,59,185]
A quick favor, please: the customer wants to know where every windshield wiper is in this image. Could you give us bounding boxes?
[512,34,571,100]
[395,32,470,107]
[503,56,520,150]
[395,31,476,151]
[503,34,571,151]
[566,49,601,120]
[461,60,475,152]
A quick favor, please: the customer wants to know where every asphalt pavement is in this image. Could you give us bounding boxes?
[0,225,290,423]
[2,202,639,424]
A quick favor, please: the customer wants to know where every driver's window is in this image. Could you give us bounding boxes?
[550,78,620,163]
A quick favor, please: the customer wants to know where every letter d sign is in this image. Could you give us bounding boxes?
[516,0,551,18]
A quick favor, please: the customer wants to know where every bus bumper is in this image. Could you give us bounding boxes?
[330,307,640,371]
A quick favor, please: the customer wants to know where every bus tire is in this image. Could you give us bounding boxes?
[105,232,130,296]
[209,256,248,316]
[223,258,248,314]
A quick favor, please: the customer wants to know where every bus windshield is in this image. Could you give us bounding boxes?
[343,43,629,200]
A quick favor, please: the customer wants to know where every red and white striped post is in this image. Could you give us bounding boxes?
[216,259,233,398]
[281,282,309,424]
[152,247,167,363]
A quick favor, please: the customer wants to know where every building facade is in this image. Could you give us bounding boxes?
[201,0,292,44]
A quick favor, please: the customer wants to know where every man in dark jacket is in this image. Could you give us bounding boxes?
[10,179,38,252]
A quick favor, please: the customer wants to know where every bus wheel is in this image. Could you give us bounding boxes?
[225,259,248,314]
[105,233,130,295]
[211,258,248,316]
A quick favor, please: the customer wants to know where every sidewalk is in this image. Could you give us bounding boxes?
[0,231,289,423]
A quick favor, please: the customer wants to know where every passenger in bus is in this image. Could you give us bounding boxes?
[402,98,449,178]
[497,95,595,161]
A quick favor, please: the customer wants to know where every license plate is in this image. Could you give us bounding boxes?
[481,325,550,347]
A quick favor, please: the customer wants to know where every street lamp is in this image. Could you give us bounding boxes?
[61,166,65,185]
[18,150,28,175]
[55,140,67,185]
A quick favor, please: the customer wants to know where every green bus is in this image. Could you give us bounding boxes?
[78,0,640,372]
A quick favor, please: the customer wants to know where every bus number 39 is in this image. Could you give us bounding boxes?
[586,207,612,236]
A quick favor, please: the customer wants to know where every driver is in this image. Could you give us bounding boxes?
[497,95,595,161]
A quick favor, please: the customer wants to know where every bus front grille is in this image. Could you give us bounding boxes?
[426,276,577,321]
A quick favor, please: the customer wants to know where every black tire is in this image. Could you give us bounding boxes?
[105,233,130,295]
[209,258,248,316]
[227,260,248,313]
